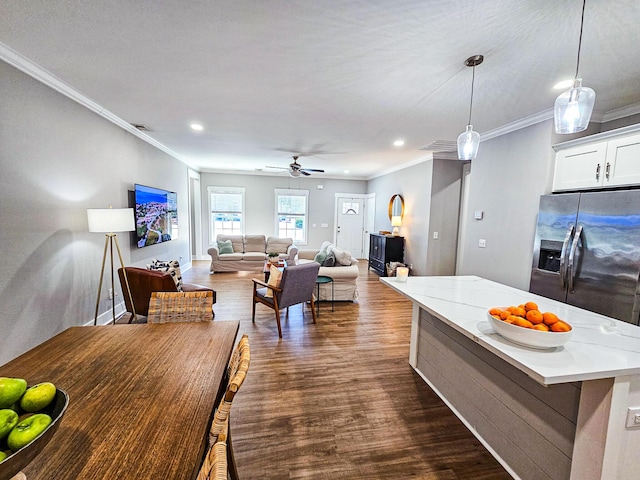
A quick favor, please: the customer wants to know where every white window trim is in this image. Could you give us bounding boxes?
[207,186,245,245]
[275,188,309,246]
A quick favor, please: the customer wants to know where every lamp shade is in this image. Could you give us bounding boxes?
[554,78,596,134]
[457,125,480,160]
[391,216,402,227]
[87,208,135,233]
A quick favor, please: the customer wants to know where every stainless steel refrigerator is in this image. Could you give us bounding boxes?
[529,190,640,325]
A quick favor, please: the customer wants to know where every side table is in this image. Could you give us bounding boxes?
[315,275,334,315]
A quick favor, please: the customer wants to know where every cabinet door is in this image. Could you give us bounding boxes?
[605,134,640,187]
[552,142,607,192]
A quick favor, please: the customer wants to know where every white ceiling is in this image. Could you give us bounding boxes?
[2,0,640,179]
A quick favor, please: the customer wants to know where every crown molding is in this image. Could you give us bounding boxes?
[0,42,193,169]
[480,109,554,142]
[601,102,640,122]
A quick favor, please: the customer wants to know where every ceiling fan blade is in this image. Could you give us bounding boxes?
[265,165,288,170]
[300,170,311,176]
[301,168,325,173]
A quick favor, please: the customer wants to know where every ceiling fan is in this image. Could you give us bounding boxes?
[266,156,325,177]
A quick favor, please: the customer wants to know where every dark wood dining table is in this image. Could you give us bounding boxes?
[0,320,239,480]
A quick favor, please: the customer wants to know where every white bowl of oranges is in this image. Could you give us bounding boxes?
[487,301,573,349]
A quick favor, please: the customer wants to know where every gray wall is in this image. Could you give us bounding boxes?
[367,158,464,276]
[198,172,367,252]
[0,60,191,365]
[457,120,555,290]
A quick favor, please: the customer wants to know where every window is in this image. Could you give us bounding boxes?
[208,186,244,242]
[275,189,308,244]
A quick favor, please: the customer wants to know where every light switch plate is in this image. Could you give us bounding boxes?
[626,407,640,428]
[433,232,439,239]
[474,210,484,220]
[478,239,486,248]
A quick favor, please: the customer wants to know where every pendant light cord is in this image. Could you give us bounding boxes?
[575,0,586,79]
[468,64,475,126]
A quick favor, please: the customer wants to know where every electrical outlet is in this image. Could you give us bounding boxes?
[478,239,487,248]
[433,232,439,239]
[626,407,640,428]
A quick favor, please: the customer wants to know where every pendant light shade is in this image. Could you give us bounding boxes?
[457,125,480,160]
[554,0,595,134]
[554,78,596,134]
[457,55,483,161]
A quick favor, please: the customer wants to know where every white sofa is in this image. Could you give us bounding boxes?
[297,243,359,302]
[208,235,298,273]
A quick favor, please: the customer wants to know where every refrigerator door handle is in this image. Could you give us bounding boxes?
[559,224,575,288]
[568,224,583,293]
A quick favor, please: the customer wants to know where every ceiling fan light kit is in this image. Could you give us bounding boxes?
[457,54,484,161]
[554,0,595,134]
[265,156,325,177]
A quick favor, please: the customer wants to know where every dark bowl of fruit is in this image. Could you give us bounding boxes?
[0,388,69,480]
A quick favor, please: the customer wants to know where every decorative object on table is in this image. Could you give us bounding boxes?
[267,252,279,264]
[457,54,484,160]
[396,266,409,282]
[391,216,402,235]
[147,291,215,323]
[554,0,595,134]
[87,206,136,325]
[0,388,69,480]
[386,261,405,277]
[487,303,573,349]
[252,262,320,338]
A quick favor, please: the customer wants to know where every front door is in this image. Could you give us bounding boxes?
[335,196,365,258]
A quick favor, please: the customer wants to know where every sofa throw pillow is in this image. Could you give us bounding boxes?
[314,251,327,264]
[319,241,332,254]
[322,251,336,267]
[332,247,352,266]
[217,239,234,254]
[264,265,283,298]
[147,259,183,291]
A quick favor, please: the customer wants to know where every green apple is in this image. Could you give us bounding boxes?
[7,413,52,451]
[19,382,56,413]
[0,377,27,409]
[0,409,19,440]
[0,450,8,462]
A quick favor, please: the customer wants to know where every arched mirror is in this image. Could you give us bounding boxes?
[388,194,404,220]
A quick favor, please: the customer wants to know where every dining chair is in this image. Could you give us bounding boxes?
[252,262,320,337]
[147,291,214,323]
[208,334,250,480]
[196,424,228,480]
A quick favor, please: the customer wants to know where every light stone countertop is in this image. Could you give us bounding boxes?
[380,275,640,385]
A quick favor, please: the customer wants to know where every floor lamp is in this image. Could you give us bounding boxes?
[87,207,137,325]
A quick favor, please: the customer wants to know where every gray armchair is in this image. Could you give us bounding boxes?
[252,262,320,337]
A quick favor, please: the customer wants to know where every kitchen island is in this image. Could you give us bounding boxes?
[381,275,640,480]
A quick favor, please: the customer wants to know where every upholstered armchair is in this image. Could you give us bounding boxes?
[252,262,320,337]
[117,267,216,321]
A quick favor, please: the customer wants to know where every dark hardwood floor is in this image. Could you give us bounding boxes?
[181,260,512,479]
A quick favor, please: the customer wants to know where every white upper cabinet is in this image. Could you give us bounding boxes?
[552,125,640,192]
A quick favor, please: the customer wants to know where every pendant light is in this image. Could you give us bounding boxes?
[457,55,484,160]
[554,0,595,134]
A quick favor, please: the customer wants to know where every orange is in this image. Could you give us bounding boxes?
[507,306,519,314]
[499,310,511,320]
[511,307,526,318]
[524,301,538,311]
[532,324,549,331]
[489,307,503,316]
[504,315,518,324]
[525,310,544,324]
[513,317,534,329]
[542,312,559,326]
[551,320,572,332]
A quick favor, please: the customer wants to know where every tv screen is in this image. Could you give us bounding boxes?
[134,184,178,248]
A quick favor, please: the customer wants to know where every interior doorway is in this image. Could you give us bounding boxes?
[188,170,203,261]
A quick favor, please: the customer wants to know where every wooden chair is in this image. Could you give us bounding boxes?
[252,262,320,337]
[205,334,250,480]
[147,291,214,323]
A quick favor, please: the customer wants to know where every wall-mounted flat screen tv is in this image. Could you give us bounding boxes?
[134,184,178,248]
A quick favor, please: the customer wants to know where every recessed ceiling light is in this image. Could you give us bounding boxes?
[553,79,574,90]
[393,139,405,147]
[343,170,350,174]
[190,123,204,131]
